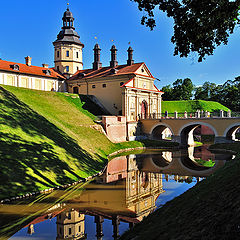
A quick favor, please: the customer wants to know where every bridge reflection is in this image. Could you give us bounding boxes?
[0,147,232,240]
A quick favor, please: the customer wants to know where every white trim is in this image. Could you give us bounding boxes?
[178,121,218,136]
[223,123,240,137]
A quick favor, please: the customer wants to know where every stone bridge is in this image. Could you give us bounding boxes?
[140,115,240,146]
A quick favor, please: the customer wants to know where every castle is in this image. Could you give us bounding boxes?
[0,7,163,140]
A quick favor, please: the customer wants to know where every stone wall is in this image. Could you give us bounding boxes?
[102,116,127,143]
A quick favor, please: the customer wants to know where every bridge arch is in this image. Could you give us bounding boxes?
[224,123,240,141]
[178,122,218,146]
[150,123,174,140]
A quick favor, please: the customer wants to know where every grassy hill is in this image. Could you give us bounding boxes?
[0,85,146,199]
[162,100,230,113]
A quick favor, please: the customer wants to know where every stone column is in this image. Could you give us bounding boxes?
[112,215,120,240]
[95,215,104,240]
[227,110,231,118]
[220,110,224,118]
[196,110,201,118]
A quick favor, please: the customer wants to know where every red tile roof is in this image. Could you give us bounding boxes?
[69,62,154,81]
[0,59,65,80]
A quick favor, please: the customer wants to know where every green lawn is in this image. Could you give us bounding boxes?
[162,100,230,114]
[0,85,179,199]
[0,85,145,199]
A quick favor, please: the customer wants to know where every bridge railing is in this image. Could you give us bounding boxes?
[138,110,240,120]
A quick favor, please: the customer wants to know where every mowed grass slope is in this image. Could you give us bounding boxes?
[162,100,230,113]
[0,85,143,199]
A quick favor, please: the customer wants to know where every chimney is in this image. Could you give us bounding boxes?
[25,56,32,66]
[127,47,134,66]
[110,45,118,68]
[92,44,102,70]
[42,63,49,68]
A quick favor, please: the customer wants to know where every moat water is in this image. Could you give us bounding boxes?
[0,146,233,240]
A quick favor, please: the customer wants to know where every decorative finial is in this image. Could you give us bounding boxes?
[111,39,114,43]
[128,41,131,45]
[67,2,69,10]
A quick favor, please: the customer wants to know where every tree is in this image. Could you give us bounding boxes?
[194,82,217,100]
[161,78,193,100]
[194,78,240,111]
[131,0,240,61]
[161,84,174,100]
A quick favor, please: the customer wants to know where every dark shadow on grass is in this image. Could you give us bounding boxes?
[0,86,107,199]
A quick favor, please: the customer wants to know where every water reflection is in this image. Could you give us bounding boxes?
[0,146,232,240]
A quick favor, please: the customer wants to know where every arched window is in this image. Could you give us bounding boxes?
[76,52,79,58]
[66,66,69,72]
[102,84,106,88]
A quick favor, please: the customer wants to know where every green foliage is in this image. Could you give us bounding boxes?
[194,78,240,111]
[162,100,230,113]
[0,85,178,199]
[161,78,193,100]
[131,0,240,61]
[194,158,215,167]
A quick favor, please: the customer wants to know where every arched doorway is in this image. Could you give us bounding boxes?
[152,125,173,140]
[180,123,217,146]
[141,100,148,119]
[225,125,240,141]
[73,86,79,94]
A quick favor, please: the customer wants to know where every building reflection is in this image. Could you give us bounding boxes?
[4,146,231,240]
[21,155,164,240]
[56,210,86,239]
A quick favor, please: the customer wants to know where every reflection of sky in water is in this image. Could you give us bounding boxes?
[10,218,56,239]
[155,179,196,208]
[10,211,129,240]
[10,178,196,240]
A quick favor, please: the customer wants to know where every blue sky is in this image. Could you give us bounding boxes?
[1,0,240,89]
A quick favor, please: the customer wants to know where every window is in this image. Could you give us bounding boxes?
[57,51,60,58]
[120,82,124,86]
[92,85,96,89]
[79,225,81,232]
[141,68,145,73]
[66,50,70,57]
[68,212,71,219]
[57,66,60,71]
[76,52,79,58]
[69,228,72,235]
[66,66,69,72]
[12,64,19,71]
[102,84,106,88]
[77,66,79,71]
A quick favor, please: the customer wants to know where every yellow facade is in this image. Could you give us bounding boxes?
[6,75,15,86]
[54,43,83,76]
[20,77,29,88]
[67,63,163,122]
[0,71,63,92]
